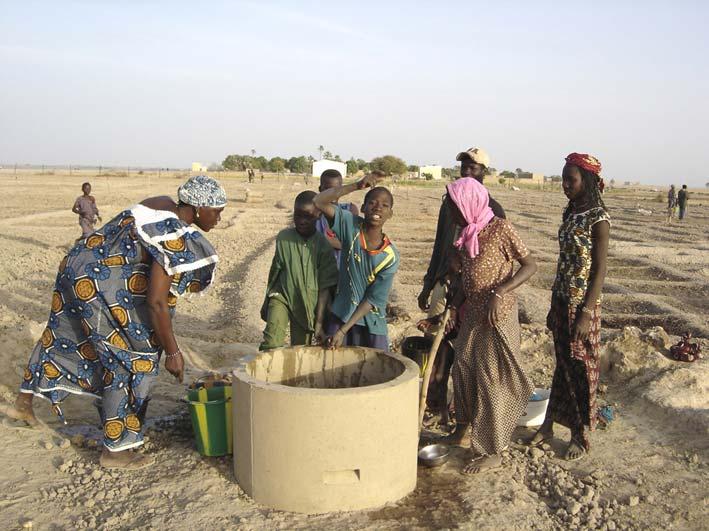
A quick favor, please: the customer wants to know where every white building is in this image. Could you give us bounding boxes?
[191,162,208,172]
[312,159,347,179]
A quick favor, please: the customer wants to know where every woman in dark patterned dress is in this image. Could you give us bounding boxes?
[1,175,226,469]
[528,153,610,460]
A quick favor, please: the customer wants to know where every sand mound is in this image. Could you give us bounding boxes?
[602,326,708,437]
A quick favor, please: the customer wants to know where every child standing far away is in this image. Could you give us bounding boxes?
[528,152,610,461]
[315,169,360,267]
[72,182,101,238]
[259,191,339,350]
[666,184,677,224]
[314,171,399,351]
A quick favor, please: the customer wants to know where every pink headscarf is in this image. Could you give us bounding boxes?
[447,177,495,258]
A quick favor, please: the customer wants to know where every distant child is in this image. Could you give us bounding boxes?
[259,191,339,350]
[528,152,610,461]
[72,182,101,238]
[440,177,537,474]
[314,172,399,351]
[666,185,677,224]
[315,169,360,266]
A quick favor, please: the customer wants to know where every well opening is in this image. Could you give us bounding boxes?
[245,346,405,389]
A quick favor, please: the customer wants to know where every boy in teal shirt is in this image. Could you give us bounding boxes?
[259,191,339,350]
[314,172,399,351]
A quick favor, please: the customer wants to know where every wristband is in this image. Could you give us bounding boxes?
[165,349,182,359]
[491,290,504,301]
[580,306,592,315]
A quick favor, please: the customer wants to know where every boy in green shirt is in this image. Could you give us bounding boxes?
[259,191,339,350]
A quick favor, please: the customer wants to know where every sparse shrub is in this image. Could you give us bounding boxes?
[422,172,433,181]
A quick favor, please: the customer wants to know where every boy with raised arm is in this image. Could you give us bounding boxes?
[314,172,399,351]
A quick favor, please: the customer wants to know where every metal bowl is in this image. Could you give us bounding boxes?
[418,443,450,467]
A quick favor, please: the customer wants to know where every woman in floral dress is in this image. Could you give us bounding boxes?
[528,153,610,460]
[2,175,226,469]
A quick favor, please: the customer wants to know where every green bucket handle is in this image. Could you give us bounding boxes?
[183,396,232,406]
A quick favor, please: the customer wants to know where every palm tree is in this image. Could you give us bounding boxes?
[318,145,324,160]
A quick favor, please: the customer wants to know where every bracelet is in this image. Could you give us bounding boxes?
[491,290,504,300]
[165,349,182,359]
[580,307,592,315]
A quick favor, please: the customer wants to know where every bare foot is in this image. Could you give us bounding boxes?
[100,448,155,470]
[463,454,502,474]
[564,439,587,461]
[526,426,553,447]
[0,395,39,427]
[439,423,469,446]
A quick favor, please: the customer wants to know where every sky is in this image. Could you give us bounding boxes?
[1,0,708,186]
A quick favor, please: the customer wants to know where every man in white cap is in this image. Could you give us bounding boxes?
[418,147,505,312]
[417,147,505,425]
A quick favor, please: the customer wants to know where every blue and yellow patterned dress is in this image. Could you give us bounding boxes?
[20,204,218,452]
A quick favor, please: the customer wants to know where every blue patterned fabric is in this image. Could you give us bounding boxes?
[20,205,219,451]
[177,175,227,208]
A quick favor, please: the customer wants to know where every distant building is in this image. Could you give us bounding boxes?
[418,165,442,180]
[517,171,544,184]
[191,162,208,172]
[312,159,347,179]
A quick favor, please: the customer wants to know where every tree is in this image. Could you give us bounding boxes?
[370,155,407,176]
[287,156,309,174]
[356,159,369,172]
[500,170,517,180]
[251,148,256,158]
[515,168,522,176]
[318,145,324,159]
[222,154,239,170]
[333,154,342,162]
[323,150,333,160]
[407,164,420,172]
[442,167,458,180]
[269,157,286,173]
[346,158,359,175]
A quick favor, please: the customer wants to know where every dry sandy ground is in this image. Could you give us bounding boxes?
[0,173,707,530]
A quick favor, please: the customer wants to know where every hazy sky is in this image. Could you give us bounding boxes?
[2,1,708,185]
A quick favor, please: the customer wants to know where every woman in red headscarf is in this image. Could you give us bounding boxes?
[528,153,610,461]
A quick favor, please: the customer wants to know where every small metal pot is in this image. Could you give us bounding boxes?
[418,443,450,467]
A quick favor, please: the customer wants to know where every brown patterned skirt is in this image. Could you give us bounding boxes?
[547,296,601,450]
[452,301,533,456]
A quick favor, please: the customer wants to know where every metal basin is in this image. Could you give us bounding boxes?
[418,443,450,467]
